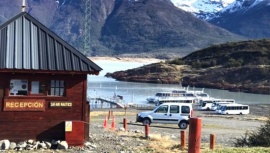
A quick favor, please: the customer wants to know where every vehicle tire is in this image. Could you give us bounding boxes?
[240,112,243,115]
[178,121,188,129]
[142,118,151,125]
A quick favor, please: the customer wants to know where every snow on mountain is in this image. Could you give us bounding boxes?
[221,0,265,13]
[171,0,236,20]
[209,0,270,39]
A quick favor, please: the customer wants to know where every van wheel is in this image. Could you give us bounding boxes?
[142,118,151,125]
[179,121,188,129]
[240,112,243,115]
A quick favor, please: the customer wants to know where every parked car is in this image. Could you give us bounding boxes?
[136,103,193,129]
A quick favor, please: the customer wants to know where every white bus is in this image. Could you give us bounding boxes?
[211,99,235,111]
[199,100,214,110]
[215,103,232,114]
[221,104,249,115]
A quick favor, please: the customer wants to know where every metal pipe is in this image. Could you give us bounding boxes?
[22,0,26,12]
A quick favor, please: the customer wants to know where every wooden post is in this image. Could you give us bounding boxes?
[188,118,202,153]
[181,130,186,148]
[123,118,127,131]
[145,124,149,139]
[108,111,111,120]
[111,110,114,118]
[210,134,216,150]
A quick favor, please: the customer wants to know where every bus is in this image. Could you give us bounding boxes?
[211,99,235,110]
[215,103,233,114]
[199,100,214,110]
[221,104,249,115]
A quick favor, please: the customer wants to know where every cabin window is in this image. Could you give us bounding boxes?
[49,80,65,96]
[9,79,28,95]
[31,81,46,94]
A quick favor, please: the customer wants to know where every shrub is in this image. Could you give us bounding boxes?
[225,58,243,68]
[234,116,270,147]
[168,58,185,65]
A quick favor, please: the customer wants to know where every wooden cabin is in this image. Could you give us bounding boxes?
[0,12,102,145]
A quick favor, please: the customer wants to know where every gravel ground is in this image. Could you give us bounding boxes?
[87,104,270,152]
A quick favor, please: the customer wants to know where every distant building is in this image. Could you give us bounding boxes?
[0,12,102,146]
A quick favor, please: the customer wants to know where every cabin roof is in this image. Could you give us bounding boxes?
[0,12,102,74]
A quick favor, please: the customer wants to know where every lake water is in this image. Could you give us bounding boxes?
[87,60,270,106]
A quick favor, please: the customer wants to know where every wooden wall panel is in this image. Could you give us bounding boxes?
[0,73,89,144]
[65,121,84,146]
[0,121,65,142]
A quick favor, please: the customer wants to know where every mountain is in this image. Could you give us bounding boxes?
[171,0,236,20]
[99,0,242,57]
[209,0,270,39]
[0,0,243,58]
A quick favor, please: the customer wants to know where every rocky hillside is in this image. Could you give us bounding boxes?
[106,39,270,95]
[0,0,242,58]
[100,0,242,58]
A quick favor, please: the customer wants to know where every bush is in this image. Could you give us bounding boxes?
[225,58,243,68]
[168,58,185,65]
[234,116,270,147]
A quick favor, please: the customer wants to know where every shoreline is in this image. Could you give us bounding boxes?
[89,56,164,64]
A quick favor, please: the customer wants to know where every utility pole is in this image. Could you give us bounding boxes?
[84,0,91,56]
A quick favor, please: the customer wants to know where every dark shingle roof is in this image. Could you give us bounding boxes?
[0,12,102,74]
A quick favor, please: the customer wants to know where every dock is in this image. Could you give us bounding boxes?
[89,97,126,108]
[88,97,154,110]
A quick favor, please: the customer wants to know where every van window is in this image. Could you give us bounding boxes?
[156,105,168,113]
[181,106,190,114]
[170,105,179,113]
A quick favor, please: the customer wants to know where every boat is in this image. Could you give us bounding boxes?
[156,96,194,105]
[146,87,212,104]
[146,89,187,103]
[186,88,214,103]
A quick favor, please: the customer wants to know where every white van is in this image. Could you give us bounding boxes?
[136,103,192,129]
[221,104,249,115]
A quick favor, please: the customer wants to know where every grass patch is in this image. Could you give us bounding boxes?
[146,134,181,153]
[202,147,270,153]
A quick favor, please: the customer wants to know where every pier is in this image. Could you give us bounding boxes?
[88,97,154,110]
[89,97,126,109]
